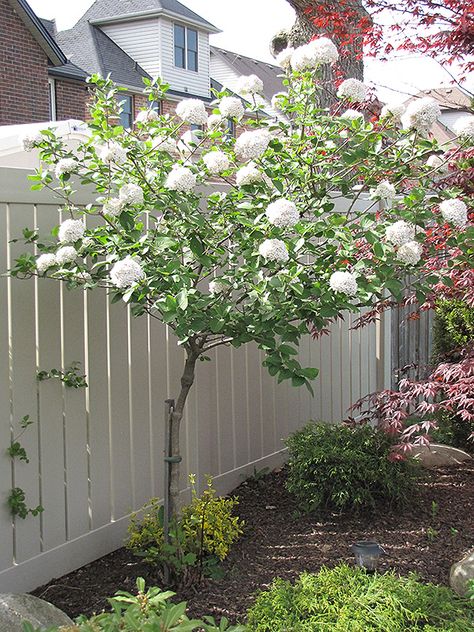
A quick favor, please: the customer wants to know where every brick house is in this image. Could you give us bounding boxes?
[1,0,283,129]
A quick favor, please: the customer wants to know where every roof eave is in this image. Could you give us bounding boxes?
[90,9,221,34]
[9,0,67,66]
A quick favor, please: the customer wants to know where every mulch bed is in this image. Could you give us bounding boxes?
[32,462,474,624]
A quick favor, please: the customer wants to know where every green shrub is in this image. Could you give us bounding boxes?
[285,422,420,513]
[432,299,474,361]
[25,577,245,632]
[246,564,474,632]
[127,476,243,584]
[430,411,474,452]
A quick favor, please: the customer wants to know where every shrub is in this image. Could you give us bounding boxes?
[25,577,246,632]
[127,476,243,584]
[430,410,474,452]
[246,564,474,632]
[432,299,474,361]
[285,422,420,513]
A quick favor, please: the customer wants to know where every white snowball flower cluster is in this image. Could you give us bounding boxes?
[341,109,364,122]
[329,271,358,296]
[20,131,43,152]
[235,129,271,161]
[385,220,416,246]
[396,241,423,265]
[291,37,339,71]
[203,151,230,174]
[55,158,77,178]
[207,114,224,130]
[235,162,264,186]
[219,96,244,119]
[103,197,125,217]
[276,47,294,69]
[258,238,289,263]
[176,99,208,125]
[439,199,468,228]
[380,102,406,122]
[236,74,264,95]
[58,218,85,244]
[265,199,299,228]
[337,78,368,102]
[370,180,396,202]
[402,97,441,134]
[427,154,449,174]
[209,280,226,295]
[453,115,474,140]
[152,135,177,154]
[110,256,145,289]
[135,109,159,124]
[36,253,57,273]
[56,246,77,265]
[119,183,144,205]
[165,164,197,192]
[98,142,128,165]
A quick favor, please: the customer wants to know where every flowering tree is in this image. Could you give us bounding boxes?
[13,38,473,516]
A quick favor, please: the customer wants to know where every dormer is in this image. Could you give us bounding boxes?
[83,0,220,98]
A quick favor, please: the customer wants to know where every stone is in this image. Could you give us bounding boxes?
[450,549,474,596]
[411,443,472,468]
[0,593,73,631]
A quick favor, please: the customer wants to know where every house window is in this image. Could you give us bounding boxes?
[174,24,198,72]
[226,118,236,139]
[150,100,162,115]
[118,94,133,128]
[48,78,57,121]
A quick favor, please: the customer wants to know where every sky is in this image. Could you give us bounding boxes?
[28,0,473,103]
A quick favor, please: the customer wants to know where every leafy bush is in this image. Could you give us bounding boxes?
[430,410,474,452]
[24,577,245,632]
[285,422,420,513]
[127,476,243,584]
[432,299,474,361]
[247,564,474,632]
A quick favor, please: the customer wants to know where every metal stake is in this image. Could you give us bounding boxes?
[163,398,175,584]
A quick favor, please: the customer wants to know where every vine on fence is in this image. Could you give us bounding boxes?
[36,361,88,389]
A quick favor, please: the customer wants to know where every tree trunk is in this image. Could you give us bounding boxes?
[168,349,199,519]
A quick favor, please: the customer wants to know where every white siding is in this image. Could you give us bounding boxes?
[159,18,210,98]
[439,109,471,133]
[102,19,161,79]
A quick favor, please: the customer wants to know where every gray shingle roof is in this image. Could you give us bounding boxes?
[78,0,219,32]
[48,61,89,81]
[56,23,151,90]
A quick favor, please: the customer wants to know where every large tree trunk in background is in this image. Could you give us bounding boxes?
[273,0,369,107]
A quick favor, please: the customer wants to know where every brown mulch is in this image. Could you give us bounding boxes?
[32,462,474,624]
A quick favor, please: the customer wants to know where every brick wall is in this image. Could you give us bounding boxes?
[0,0,51,125]
[55,78,89,122]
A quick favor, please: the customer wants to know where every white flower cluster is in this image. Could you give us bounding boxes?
[119,183,144,205]
[453,115,474,141]
[219,96,244,119]
[235,162,264,186]
[385,220,416,246]
[36,253,57,273]
[55,158,77,178]
[380,102,406,122]
[291,37,339,71]
[341,109,364,122]
[329,271,358,296]
[103,197,125,217]
[56,246,77,265]
[427,154,449,175]
[235,129,271,161]
[110,256,145,289]
[176,99,208,125]
[135,109,159,124]
[152,135,177,154]
[20,131,43,152]
[203,150,230,174]
[396,241,422,265]
[402,97,441,135]
[165,164,197,192]
[370,180,396,202]
[207,114,224,130]
[236,74,264,95]
[258,238,289,263]
[98,142,128,165]
[439,199,468,228]
[337,78,368,102]
[58,218,85,243]
[265,199,299,228]
[276,47,294,70]
[209,280,226,295]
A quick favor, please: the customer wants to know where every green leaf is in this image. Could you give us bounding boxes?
[177,289,189,311]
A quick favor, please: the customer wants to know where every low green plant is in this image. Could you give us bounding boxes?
[127,476,243,585]
[37,361,88,389]
[432,299,474,362]
[24,577,246,631]
[430,410,474,452]
[247,564,474,631]
[285,422,420,513]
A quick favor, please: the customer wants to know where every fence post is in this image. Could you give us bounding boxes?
[163,398,175,584]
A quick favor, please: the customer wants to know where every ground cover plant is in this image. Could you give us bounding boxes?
[247,564,474,631]
[285,422,420,512]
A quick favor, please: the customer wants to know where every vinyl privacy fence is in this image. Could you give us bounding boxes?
[0,167,392,593]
